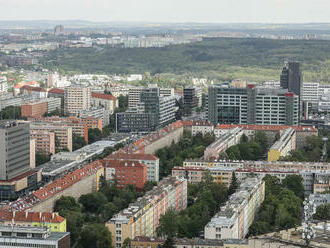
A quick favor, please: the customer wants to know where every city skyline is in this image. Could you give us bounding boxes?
[0,0,330,24]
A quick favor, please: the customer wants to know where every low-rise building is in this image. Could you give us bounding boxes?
[192,120,214,136]
[172,166,233,187]
[91,92,118,114]
[20,85,47,98]
[106,177,187,248]
[0,225,70,248]
[101,160,147,190]
[5,161,104,213]
[0,211,66,232]
[105,153,160,182]
[79,107,110,128]
[21,100,48,117]
[215,124,317,149]
[268,128,296,161]
[309,193,330,207]
[204,177,265,239]
[204,127,243,160]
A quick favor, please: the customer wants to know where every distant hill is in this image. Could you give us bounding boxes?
[42,37,330,83]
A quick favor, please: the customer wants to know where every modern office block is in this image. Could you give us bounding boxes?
[64,85,91,115]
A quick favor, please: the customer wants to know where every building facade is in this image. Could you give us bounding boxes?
[207,85,299,126]
[64,85,91,115]
[107,177,187,248]
[204,177,265,240]
[105,153,160,182]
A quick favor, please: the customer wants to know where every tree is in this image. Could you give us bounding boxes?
[281,175,304,199]
[314,204,330,221]
[249,221,271,236]
[101,202,118,222]
[54,196,81,214]
[35,153,51,166]
[72,134,87,151]
[228,172,239,195]
[240,133,249,143]
[79,223,113,248]
[157,208,179,238]
[162,237,175,248]
[88,128,103,144]
[143,181,157,192]
[79,192,108,213]
[122,238,131,248]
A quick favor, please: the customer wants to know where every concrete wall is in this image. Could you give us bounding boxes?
[30,169,102,212]
[144,127,184,154]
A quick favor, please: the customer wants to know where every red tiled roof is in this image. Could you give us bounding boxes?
[0,211,65,223]
[91,92,117,101]
[48,88,64,94]
[215,124,317,132]
[105,153,158,161]
[21,85,46,92]
[5,161,103,211]
[14,81,39,89]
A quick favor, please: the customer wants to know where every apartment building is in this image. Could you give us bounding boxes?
[0,76,8,93]
[91,92,118,114]
[268,128,296,161]
[192,120,214,136]
[20,85,47,98]
[21,100,48,118]
[28,116,94,143]
[116,111,157,133]
[101,160,147,190]
[30,123,73,152]
[214,124,317,149]
[0,225,70,248]
[107,177,187,248]
[0,211,66,232]
[204,127,243,160]
[30,129,56,155]
[6,161,104,213]
[172,166,233,187]
[105,153,160,182]
[79,107,110,128]
[64,85,91,115]
[208,84,299,126]
[204,177,265,239]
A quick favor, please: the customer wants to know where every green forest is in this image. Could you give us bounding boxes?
[42,37,330,83]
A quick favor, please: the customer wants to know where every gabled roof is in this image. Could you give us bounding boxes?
[0,211,65,224]
[21,85,46,92]
[48,88,64,94]
[91,92,117,101]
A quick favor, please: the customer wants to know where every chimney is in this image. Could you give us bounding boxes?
[13,211,16,218]
[52,213,55,219]
[25,211,29,219]
[39,212,42,219]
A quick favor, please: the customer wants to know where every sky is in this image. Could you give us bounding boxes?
[0,0,329,23]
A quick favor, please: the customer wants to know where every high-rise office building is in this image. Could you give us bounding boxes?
[280,61,302,96]
[140,87,176,128]
[208,84,299,126]
[184,86,202,113]
[54,25,65,36]
[64,85,91,115]
[0,121,30,180]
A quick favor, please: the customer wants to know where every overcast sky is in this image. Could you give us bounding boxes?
[0,0,329,23]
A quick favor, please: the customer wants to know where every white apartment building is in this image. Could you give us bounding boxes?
[0,77,8,94]
[204,177,265,239]
[64,85,91,115]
